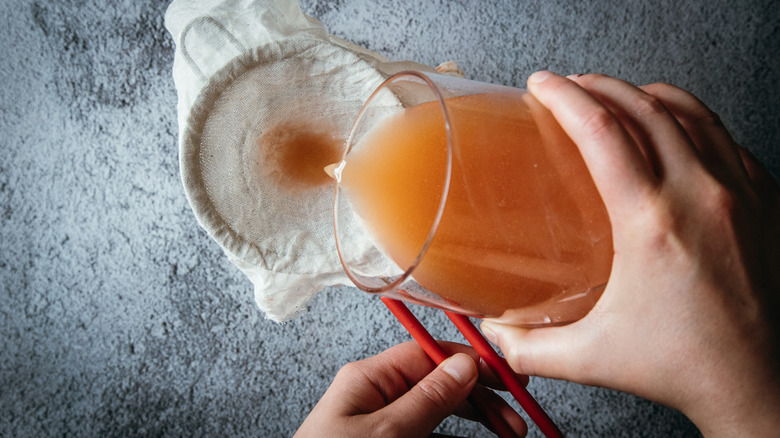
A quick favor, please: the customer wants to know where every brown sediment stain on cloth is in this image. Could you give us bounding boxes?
[257,120,344,194]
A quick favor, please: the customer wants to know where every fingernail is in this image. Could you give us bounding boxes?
[441,354,475,385]
[566,73,584,80]
[480,323,498,345]
[528,70,553,84]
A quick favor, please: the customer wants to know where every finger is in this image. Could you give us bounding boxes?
[526,71,658,221]
[438,342,514,389]
[427,352,527,437]
[437,342,529,391]
[480,320,602,385]
[450,384,527,434]
[335,341,437,411]
[640,82,749,186]
[337,340,526,416]
[738,146,780,195]
[473,357,529,391]
[369,340,526,393]
[464,384,528,437]
[568,74,701,181]
[379,353,479,436]
[738,147,780,190]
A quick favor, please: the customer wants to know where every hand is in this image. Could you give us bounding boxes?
[295,341,527,438]
[481,72,780,437]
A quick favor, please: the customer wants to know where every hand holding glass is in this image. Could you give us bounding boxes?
[333,71,613,326]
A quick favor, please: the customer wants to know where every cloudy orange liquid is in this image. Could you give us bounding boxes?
[340,92,613,321]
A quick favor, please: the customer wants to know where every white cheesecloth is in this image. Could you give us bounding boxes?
[164,0,463,321]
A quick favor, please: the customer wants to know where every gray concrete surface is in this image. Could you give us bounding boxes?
[2,0,777,436]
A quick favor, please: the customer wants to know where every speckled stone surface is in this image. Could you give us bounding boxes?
[1,0,777,436]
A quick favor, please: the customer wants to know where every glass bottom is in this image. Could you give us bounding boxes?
[381,282,606,327]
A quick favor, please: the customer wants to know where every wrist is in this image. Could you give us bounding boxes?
[680,372,780,437]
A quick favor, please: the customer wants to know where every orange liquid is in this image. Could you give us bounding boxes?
[258,120,343,193]
[340,92,613,321]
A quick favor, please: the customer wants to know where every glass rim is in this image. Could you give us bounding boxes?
[333,70,454,293]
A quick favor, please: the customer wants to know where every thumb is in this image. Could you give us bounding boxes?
[481,320,601,384]
[381,353,478,436]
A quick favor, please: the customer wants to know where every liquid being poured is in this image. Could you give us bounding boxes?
[337,92,613,322]
[258,120,343,193]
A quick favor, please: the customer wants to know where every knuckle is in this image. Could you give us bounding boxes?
[505,344,534,376]
[416,377,452,411]
[579,107,617,140]
[647,199,675,235]
[631,92,668,119]
[334,361,367,383]
[337,361,360,376]
[638,179,737,252]
[703,180,736,218]
[637,196,682,252]
[645,82,724,127]
[696,108,724,128]
[679,101,722,128]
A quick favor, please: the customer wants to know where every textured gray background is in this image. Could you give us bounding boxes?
[1,0,778,436]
